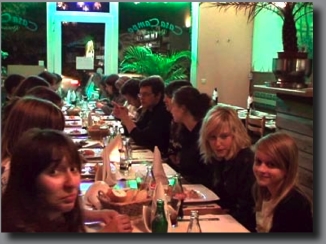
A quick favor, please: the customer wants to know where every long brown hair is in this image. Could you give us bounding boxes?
[252,132,312,215]
[2,129,85,232]
[1,96,65,160]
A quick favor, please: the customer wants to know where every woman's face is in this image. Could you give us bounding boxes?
[163,95,172,112]
[208,127,233,159]
[170,99,186,123]
[36,156,80,220]
[253,150,286,191]
[105,85,113,95]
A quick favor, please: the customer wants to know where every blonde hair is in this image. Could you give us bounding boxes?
[252,132,311,214]
[199,105,251,163]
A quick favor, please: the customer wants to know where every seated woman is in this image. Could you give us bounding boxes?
[1,128,132,232]
[13,75,50,97]
[1,96,65,195]
[169,86,211,184]
[163,80,192,169]
[199,105,256,232]
[96,74,126,114]
[25,86,64,109]
[253,132,313,232]
[1,97,132,232]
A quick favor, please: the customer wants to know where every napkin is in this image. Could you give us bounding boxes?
[83,181,110,210]
[98,134,122,186]
[152,146,169,185]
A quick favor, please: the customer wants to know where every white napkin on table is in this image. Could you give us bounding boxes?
[97,134,122,186]
[152,146,169,185]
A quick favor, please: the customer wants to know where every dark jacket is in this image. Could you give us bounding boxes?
[177,120,209,186]
[270,188,313,232]
[128,100,172,157]
[206,147,256,232]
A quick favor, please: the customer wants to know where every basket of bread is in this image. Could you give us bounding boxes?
[97,188,151,217]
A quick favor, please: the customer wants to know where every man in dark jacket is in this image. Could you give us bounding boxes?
[112,75,172,157]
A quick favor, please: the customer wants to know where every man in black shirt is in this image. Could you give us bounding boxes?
[112,75,172,157]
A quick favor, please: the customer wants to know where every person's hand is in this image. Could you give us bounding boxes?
[100,213,133,233]
[112,101,129,120]
[96,101,104,108]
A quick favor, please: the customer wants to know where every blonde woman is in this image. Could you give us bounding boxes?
[253,132,313,232]
[199,105,256,232]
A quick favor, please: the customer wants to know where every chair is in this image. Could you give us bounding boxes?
[245,115,266,144]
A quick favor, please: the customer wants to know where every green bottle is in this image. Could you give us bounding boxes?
[151,199,168,233]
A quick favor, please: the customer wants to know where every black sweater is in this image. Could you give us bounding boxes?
[206,148,256,232]
[269,188,313,232]
[128,100,172,157]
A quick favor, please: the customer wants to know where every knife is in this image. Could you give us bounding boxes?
[178,217,220,222]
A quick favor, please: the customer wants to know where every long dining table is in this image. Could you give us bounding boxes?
[64,111,250,233]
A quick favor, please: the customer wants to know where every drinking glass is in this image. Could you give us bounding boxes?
[167,197,182,228]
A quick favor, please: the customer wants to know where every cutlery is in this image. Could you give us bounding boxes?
[183,204,217,208]
[178,217,220,222]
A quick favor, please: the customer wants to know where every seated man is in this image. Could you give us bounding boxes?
[120,78,143,121]
[112,75,172,157]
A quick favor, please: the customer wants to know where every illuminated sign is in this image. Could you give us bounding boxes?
[128,18,183,36]
[1,12,38,32]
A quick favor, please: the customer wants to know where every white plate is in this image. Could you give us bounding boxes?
[65,120,82,127]
[132,149,154,161]
[65,128,88,136]
[100,115,115,120]
[64,115,81,121]
[183,184,219,203]
[79,148,103,159]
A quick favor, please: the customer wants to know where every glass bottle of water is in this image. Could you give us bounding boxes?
[187,210,202,233]
[151,199,168,233]
[144,165,155,197]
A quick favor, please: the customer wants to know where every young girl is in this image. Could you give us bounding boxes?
[253,132,313,232]
[2,128,85,232]
[2,128,133,233]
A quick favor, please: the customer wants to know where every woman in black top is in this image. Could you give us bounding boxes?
[253,132,313,232]
[170,86,211,185]
[199,105,256,232]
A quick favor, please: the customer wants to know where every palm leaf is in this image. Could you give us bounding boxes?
[119,46,191,83]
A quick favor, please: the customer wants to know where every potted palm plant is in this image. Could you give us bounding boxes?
[119,45,191,84]
[206,2,313,88]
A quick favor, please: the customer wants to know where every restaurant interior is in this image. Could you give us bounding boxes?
[1,2,314,233]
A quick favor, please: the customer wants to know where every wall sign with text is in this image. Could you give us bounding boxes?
[1,12,38,32]
[128,18,183,36]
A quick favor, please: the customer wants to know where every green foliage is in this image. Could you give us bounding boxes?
[119,46,191,84]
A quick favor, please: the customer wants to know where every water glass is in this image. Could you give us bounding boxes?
[167,197,182,227]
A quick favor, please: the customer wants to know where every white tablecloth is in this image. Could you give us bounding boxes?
[132,214,249,233]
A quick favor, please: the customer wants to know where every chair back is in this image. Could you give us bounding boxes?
[245,115,266,139]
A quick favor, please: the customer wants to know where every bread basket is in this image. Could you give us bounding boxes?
[98,190,151,217]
